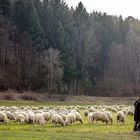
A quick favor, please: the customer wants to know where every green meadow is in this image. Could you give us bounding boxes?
[0,101,139,140]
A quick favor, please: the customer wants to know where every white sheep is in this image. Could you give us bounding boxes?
[0,112,8,123]
[51,114,65,126]
[34,113,45,125]
[17,112,29,123]
[127,110,134,116]
[65,113,76,125]
[68,110,83,124]
[3,111,16,121]
[27,112,35,123]
[42,112,51,122]
[88,107,96,112]
[116,111,125,124]
[88,112,94,124]
[111,108,117,113]
[104,111,113,124]
[58,113,66,121]
[16,114,26,123]
[74,112,83,124]
[88,111,109,124]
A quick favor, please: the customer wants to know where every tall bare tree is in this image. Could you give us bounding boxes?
[44,47,63,96]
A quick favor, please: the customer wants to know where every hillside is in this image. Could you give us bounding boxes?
[0,0,140,96]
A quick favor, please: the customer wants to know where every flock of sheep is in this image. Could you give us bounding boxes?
[0,104,134,126]
[85,105,134,125]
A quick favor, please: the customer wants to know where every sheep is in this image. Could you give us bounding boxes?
[104,111,113,124]
[34,113,45,125]
[27,112,35,123]
[68,110,83,124]
[110,108,117,113]
[65,113,76,125]
[0,112,8,123]
[88,112,94,124]
[88,111,110,124]
[16,114,26,123]
[15,112,29,123]
[3,111,16,121]
[116,111,125,124]
[88,107,96,112]
[51,114,65,126]
[0,105,134,126]
[74,112,83,124]
[122,110,127,115]
[127,110,134,116]
[42,112,51,122]
[11,106,18,111]
[58,113,66,121]
[84,110,89,117]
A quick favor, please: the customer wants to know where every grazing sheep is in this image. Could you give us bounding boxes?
[116,111,125,124]
[16,114,26,123]
[88,111,109,124]
[122,110,127,115]
[19,112,29,123]
[88,112,94,124]
[42,112,51,122]
[27,112,35,123]
[34,113,45,125]
[65,113,76,125]
[111,108,117,113]
[127,110,134,116]
[104,111,113,124]
[4,111,16,121]
[0,104,134,127]
[68,110,83,124]
[58,113,66,121]
[88,107,96,112]
[84,110,89,117]
[0,112,8,123]
[51,114,65,126]
[74,112,83,124]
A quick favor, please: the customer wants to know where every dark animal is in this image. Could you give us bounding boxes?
[134,98,140,131]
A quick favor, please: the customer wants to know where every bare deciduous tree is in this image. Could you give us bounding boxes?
[44,47,63,97]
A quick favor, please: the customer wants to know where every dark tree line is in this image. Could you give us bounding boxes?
[0,0,140,96]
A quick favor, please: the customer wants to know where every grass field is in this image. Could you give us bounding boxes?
[0,100,140,140]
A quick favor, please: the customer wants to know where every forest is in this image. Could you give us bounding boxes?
[0,0,140,96]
